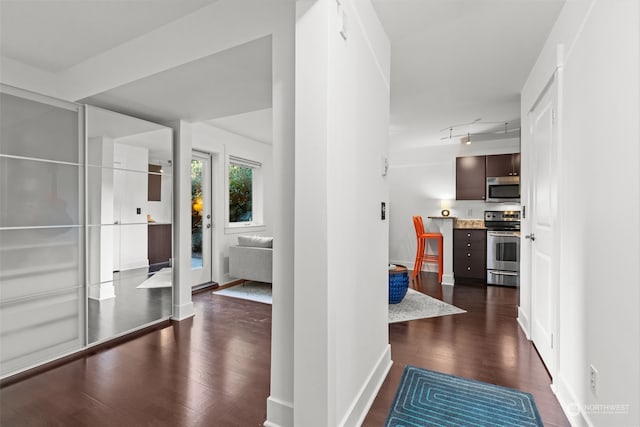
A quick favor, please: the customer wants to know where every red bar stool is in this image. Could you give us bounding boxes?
[412,215,443,283]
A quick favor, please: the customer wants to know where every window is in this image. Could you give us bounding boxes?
[227,156,262,227]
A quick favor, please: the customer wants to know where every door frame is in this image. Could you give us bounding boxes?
[523,69,562,384]
[191,150,215,288]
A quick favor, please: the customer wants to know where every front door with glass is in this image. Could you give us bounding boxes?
[191,152,214,288]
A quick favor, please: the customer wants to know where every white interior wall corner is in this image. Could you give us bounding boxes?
[294,0,391,425]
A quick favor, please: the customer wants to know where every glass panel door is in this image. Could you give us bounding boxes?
[191,152,213,288]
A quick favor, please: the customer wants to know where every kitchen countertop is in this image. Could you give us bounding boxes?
[453,219,486,229]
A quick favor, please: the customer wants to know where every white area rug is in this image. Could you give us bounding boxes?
[214,282,272,304]
[389,288,466,323]
[213,283,465,323]
[136,268,172,289]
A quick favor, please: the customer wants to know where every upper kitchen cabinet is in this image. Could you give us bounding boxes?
[486,153,520,177]
[456,156,486,200]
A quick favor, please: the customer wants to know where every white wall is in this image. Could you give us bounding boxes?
[521,1,639,426]
[294,0,391,425]
[190,121,273,285]
[112,142,149,271]
[388,139,520,269]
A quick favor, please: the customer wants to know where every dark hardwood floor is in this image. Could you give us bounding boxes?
[1,293,272,427]
[363,273,570,427]
[1,273,569,426]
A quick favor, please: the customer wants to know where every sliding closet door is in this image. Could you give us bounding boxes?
[0,85,84,377]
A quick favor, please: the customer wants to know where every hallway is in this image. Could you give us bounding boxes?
[1,273,568,426]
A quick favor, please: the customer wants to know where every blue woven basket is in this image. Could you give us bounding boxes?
[389,267,409,304]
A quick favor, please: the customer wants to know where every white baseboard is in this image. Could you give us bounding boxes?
[264,396,294,427]
[441,273,455,286]
[517,306,530,339]
[390,259,437,273]
[555,374,590,427]
[171,302,195,321]
[88,282,116,301]
[339,344,392,427]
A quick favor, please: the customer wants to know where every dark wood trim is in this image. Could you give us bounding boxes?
[214,279,246,291]
[0,319,172,388]
[192,281,220,294]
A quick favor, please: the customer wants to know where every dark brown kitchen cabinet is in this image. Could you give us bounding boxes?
[486,153,520,177]
[456,156,486,200]
[453,229,486,282]
[148,164,162,201]
[148,223,172,271]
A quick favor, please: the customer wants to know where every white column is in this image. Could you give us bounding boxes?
[265,1,296,426]
[171,121,195,320]
[428,217,455,286]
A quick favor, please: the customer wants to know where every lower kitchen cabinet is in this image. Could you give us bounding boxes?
[148,223,172,272]
[453,229,486,282]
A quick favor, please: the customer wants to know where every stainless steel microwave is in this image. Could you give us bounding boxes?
[486,176,520,202]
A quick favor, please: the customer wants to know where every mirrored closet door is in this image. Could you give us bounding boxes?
[85,106,173,344]
[0,86,174,379]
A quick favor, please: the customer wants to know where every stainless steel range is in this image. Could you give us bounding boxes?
[484,210,520,287]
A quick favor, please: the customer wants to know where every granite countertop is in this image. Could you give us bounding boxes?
[453,219,486,229]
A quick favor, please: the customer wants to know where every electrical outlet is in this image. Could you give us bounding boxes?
[589,365,598,396]
[467,208,473,216]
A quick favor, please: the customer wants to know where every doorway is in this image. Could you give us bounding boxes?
[191,151,215,289]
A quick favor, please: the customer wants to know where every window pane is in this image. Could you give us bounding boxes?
[229,164,252,223]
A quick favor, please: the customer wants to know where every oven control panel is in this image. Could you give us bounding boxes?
[484,210,521,231]
[484,210,520,221]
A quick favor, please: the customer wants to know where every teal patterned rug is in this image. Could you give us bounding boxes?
[386,366,544,426]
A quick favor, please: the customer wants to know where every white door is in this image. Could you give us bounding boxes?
[191,151,214,288]
[529,76,559,376]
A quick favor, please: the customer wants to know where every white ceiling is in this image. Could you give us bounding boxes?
[0,0,565,151]
[207,108,273,145]
[80,36,273,125]
[372,0,565,149]
[0,0,219,72]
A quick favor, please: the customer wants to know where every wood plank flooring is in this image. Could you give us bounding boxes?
[1,273,569,426]
[1,293,272,427]
[363,273,569,427]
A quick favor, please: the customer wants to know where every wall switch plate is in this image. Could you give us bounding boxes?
[337,0,347,40]
[381,156,389,176]
[589,365,598,396]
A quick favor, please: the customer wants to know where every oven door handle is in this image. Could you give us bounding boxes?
[488,270,519,276]
[488,231,519,237]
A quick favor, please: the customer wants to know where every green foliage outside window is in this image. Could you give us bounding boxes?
[229,164,253,222]
[191,160,203,253]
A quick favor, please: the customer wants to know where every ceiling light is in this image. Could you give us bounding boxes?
[440,120,520,143]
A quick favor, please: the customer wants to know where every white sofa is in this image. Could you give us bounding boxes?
[228,235,273,283]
